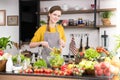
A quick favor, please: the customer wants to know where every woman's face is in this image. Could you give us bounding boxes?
[49,10,61,24]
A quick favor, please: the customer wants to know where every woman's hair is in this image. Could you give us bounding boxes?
[47,5,62,32]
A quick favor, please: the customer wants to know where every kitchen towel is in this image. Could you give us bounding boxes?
[69,34,78,55]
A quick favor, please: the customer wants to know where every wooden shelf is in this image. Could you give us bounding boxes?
[40,0,59,1]
[64,25,116,28]
[40,8,116,15]
[96,25,116,28]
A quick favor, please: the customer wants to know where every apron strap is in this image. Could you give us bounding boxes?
[46,24,58,32]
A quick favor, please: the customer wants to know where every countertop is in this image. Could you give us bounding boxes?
[0,71,113,80]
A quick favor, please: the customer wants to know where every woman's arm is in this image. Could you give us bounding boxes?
[59,39,66,48]
[29,41,49,48]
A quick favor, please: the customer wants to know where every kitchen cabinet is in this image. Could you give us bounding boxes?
[40,0,116,28]
[19,0,40,43]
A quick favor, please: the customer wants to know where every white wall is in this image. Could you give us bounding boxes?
[0,0,19,55]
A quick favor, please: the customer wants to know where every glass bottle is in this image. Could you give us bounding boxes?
[31,53,36,66]
[6,57,13,72]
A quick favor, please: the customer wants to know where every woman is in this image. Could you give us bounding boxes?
[29,5,66,66]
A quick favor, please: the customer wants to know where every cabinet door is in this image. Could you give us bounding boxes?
[19,0,40,42]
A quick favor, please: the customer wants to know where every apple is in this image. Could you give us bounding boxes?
[94,63,101,71]
[100,62,110,69]
[103,67,111,76]
[96,69,103,76]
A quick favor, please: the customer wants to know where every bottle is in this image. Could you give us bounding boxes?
[78,18,83,24]
[17,54,21,66]
[31,54,36,66]
[6,57,13,72]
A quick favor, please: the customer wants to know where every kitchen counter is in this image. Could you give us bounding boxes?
[0,72,113,80]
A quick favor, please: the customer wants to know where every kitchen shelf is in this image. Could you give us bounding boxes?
[96,25,116,28]
[40,8,116,15]
[64,25,116,28]
[40,0,59,1]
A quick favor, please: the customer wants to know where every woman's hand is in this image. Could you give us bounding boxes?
[41,41,49,48]
[59,39,66,48]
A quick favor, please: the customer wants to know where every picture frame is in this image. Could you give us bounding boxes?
[0,10,6,26]
[7,15,18,26]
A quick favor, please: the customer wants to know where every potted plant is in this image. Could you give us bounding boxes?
[101,11,113,26]
[40,20,46,26]
[0,36,13,50]
[0,36,13,56]
[0,36,13,71]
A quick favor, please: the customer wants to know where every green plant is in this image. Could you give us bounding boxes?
[113,35,120,52]
[101,11,113,19]
[0,36,13,50]
[40,20,46,25]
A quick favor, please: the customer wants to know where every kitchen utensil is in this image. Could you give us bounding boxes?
[101,30,108,50]
[85,34,90,49]
[79,34,83,52]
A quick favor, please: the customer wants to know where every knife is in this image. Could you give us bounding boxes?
[85,34,90,49]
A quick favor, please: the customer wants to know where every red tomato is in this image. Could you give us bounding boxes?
[66,69,73,76]
[39,68,44,73]
[59,71,64,75]
[79,52,84,56]
[0,50,4,56]
[34,69,39,73]
[25,69,33,73]
[61,64,68,70]
[54,70,59,75]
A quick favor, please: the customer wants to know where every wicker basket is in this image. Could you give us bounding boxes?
[0,60,7,71]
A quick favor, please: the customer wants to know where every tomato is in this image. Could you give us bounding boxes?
[54,70,59,75]
[25,69,33,73]
[0,50,4,56]
[44,68,53,74]
[79,52,84,56]
[34,69,39,73]
[59,71,64,75]
[60,64,68,71]
[39,68,44,73]
[66,69,73,76]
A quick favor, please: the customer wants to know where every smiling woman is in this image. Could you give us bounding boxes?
[29,5,66,67]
